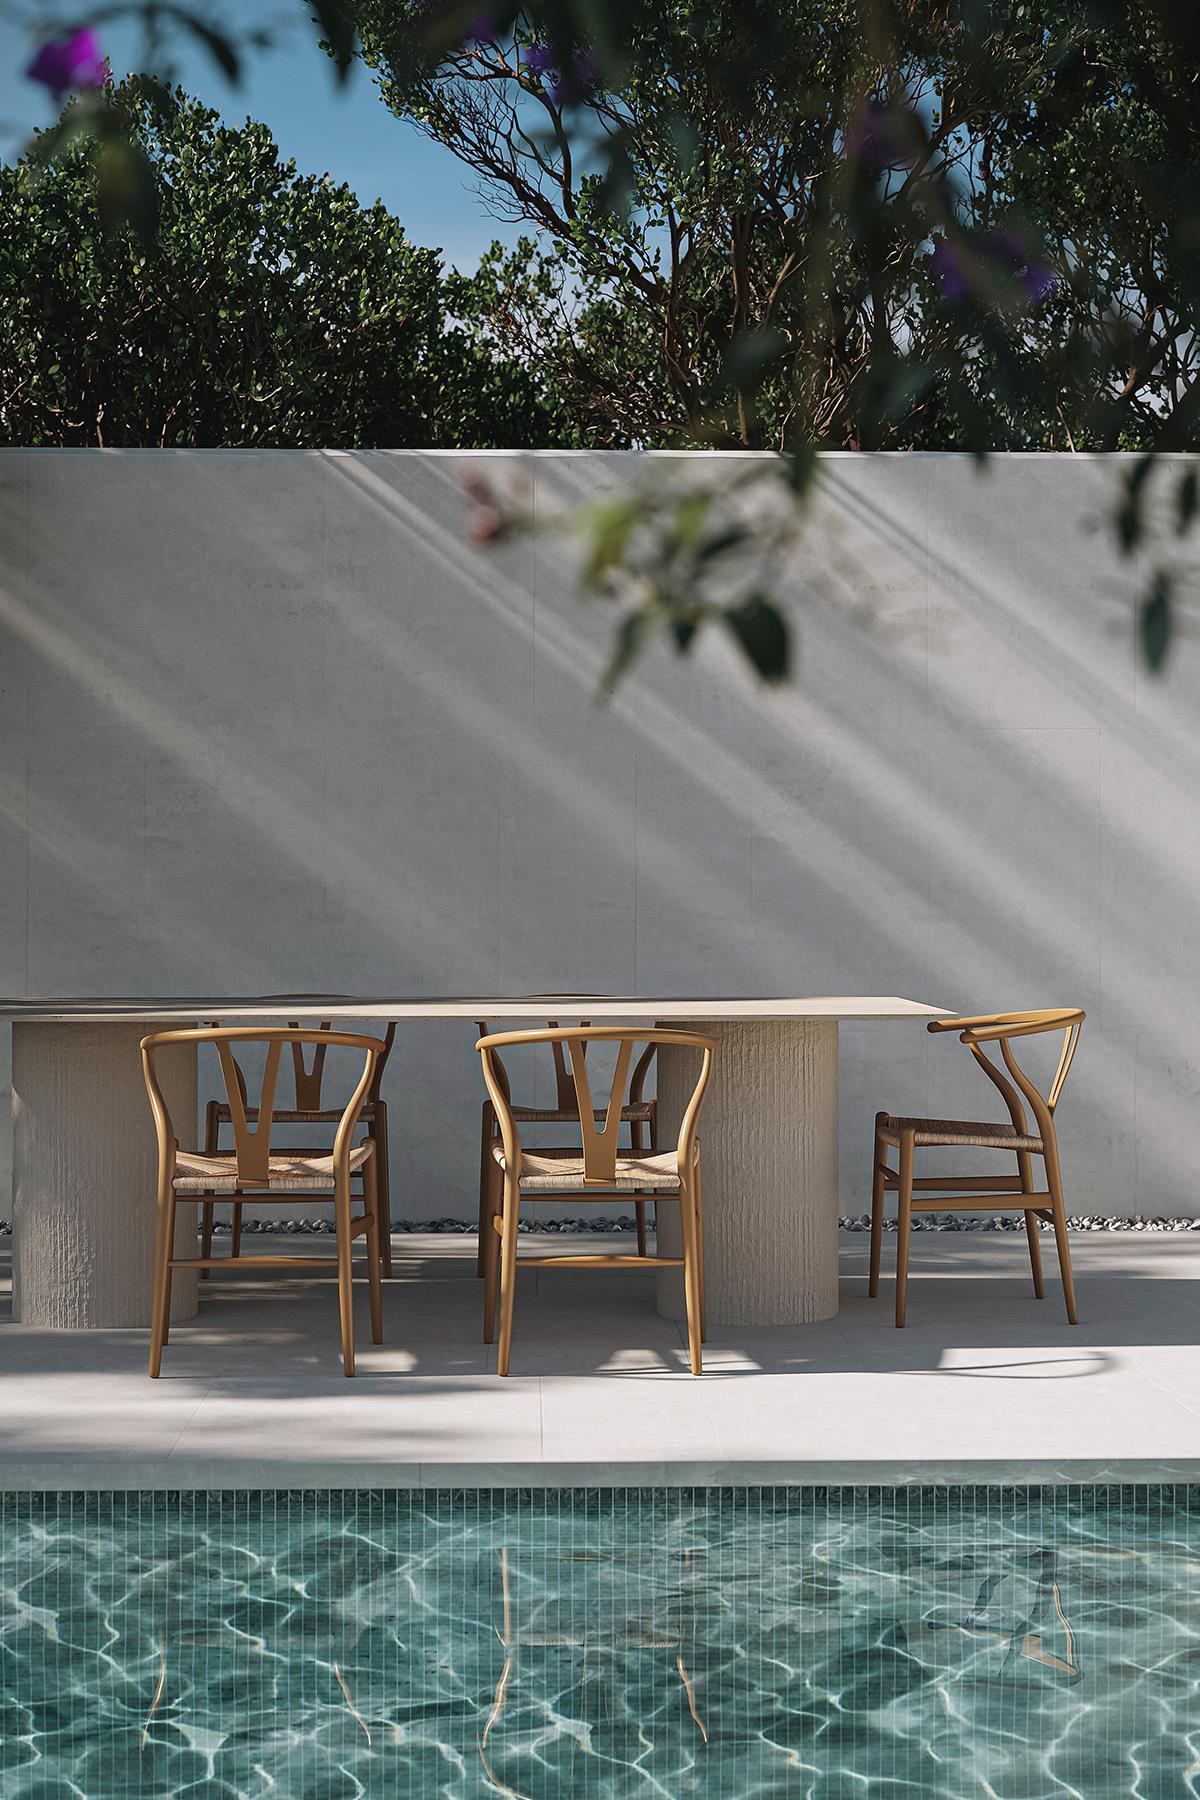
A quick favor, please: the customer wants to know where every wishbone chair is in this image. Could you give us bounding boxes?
[475,1017,658,1270]
[477,1026,715,1375]
[870,1009,1084,1326]
[201,1016,396,1276]
[141,1026,387,1376]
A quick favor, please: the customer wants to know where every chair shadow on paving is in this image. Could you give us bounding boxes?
[3,1236,1192,1385]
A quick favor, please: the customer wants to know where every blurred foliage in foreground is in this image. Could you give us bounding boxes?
[9,0,1200,682]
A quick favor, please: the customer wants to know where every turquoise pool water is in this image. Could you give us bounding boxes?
[1,1486,1195,1798]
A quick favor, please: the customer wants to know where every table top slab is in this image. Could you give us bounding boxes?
[0,994,951,1024]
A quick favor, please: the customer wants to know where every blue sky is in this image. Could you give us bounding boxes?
[0,6,520,269]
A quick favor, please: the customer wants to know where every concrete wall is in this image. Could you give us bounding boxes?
[0,447,1196,1220]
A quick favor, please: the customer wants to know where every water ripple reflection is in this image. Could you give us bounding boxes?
[1,1485,1197,1798]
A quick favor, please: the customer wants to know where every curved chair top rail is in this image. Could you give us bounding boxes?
[928,1008,1085,1134]
[476,1025,714,1053]
[143,1025,389,1052]
[928,1008,1085,1044]
[142,1027,385,1187]
[476,1026,715,1186]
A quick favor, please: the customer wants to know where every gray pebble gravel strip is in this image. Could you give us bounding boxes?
[3,1214,1198,1235]
[838,1214,1200,1231]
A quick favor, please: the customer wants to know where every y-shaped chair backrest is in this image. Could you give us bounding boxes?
[282,1019,397,1108]
[928,1009,1085,1146]
[207,1010,397,1112]
[475,1018,656,1114]
[143,1027,386,1187]
[477,1027,714,1184]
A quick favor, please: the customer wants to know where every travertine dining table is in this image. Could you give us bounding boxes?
[0,994,948,1332]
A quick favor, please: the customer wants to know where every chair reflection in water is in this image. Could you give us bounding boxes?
[915,1548,1082,1686]
[479,1542,708,1793]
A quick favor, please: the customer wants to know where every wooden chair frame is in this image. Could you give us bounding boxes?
[142,1026,387,1377]
[870,1009,1084,1327]
[202,1019,396,1277]
[475,1018,658,1270]
[477,1026,715,1376]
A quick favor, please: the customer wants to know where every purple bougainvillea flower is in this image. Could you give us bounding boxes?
[932,228,1057,307]
[25,28,107,101]
[846,99,906,175]
[467,12,497,45]
[932,242,970,302]
[522,42,556,75]
[551,47,601,106]
[985,229,1058,302]
[1023,263,1056,302]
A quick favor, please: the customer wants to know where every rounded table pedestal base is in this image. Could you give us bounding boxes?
[655,1017,839,1327]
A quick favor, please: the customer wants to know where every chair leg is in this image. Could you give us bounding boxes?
[483,1157,501,1345]
[678,1173,703,1375]
[632,1115,648,1256]
[895,1130,915,1328]
[1019,1150,1044,1299]
[869,1115,887,1298]
[648,1103,659,1258]
[496,1175,520,1377]
[478,1100,495,1278]
[1024,1210,1045,1298]
[148,1190,175,1378]
[200,1196,215,1279]
[230,1202,243,1262]
[373,1102,393,1279]
[335,1179,356,1377]
[693,1157,706,1342]
[364,1158,383,1345]
[201,1102,218,1279]
[1045,1152,1078,1325]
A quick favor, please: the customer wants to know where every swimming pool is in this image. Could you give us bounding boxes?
[1,1485,1194,1797]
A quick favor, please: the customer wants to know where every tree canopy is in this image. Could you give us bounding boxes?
[0,77,570,449]
[353,0,1199,457]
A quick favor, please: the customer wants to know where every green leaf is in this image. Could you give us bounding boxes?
[670,614,698,652]
[309,0,357,81]
[697,524,749,561]
[177,12,241,83]
[722,325,788,392]
[724,593,790,683]
[1116,455,1155,554]
[1139,572,1172,673]
[96,137,158,247]
[670,489,714,552]
[579,494,641,589]
[667,115,700,179]
[601,607,658,694]
[783,441,817,496]
[597,138,636,218]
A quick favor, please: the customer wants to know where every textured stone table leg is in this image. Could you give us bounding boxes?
[655,1019,839,1326]
[12,1022,198,1328]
